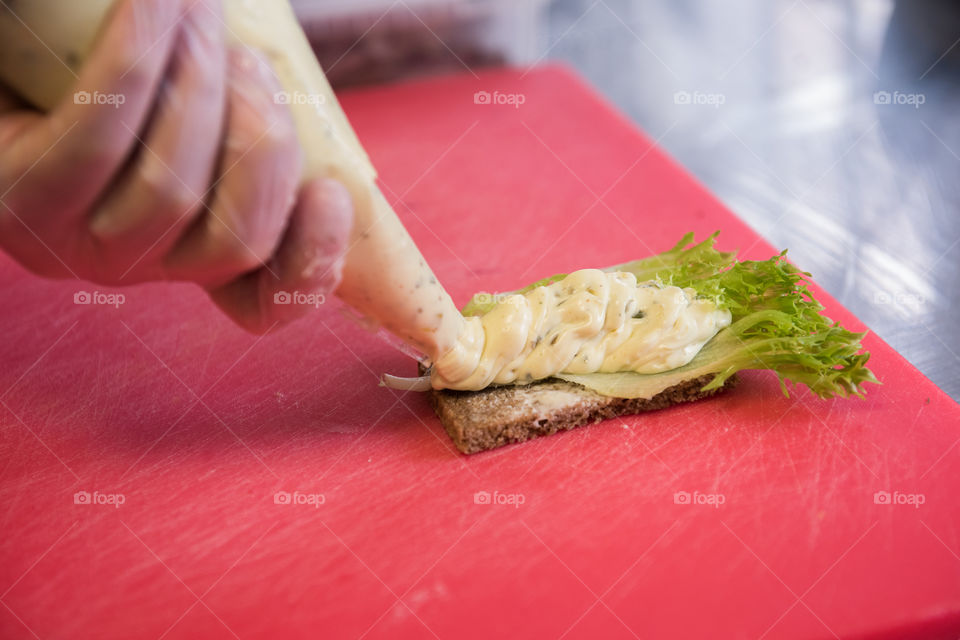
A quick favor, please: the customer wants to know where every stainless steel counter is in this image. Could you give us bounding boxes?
[541,0,960,400]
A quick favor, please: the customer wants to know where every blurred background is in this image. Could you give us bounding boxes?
[292,0,960,400]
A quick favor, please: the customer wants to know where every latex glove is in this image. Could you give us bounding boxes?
[0,0,352,333]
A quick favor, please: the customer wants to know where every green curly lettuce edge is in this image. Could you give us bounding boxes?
[460,232,879,400]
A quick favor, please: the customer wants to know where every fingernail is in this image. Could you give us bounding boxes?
[227,47,284,114]
[229,47,279,86]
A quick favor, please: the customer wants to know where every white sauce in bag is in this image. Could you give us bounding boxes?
[0,2,730,392]
[0,0,466,362]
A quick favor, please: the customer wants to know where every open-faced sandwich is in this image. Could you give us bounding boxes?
[385,233,878,454]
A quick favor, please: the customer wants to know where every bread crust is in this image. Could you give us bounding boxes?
[425,374,738,454]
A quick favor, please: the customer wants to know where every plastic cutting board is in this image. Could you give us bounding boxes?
[1,65,959,639]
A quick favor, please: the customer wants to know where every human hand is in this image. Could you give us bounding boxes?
[0,0,352,332]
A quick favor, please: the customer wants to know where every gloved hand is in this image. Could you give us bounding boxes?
[0,0,352,333]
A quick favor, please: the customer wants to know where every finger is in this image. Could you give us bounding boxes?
[163,47,302,288]
[0,82,27,115]
[207,178,353,334]
[0,0,184,220]
[87,0,227,282]
[0,83,32,147]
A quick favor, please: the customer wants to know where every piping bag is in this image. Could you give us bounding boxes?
[0,0,467,379]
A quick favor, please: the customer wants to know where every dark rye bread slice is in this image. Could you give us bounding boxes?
[425,373,738,455]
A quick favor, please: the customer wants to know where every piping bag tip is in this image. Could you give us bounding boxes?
[337,304,433,391]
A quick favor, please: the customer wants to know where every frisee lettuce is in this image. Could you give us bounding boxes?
[460,232,878,400]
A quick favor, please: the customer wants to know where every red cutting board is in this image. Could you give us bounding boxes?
[2,65,959,640]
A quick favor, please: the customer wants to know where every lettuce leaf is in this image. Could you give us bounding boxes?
[462,232,878,400]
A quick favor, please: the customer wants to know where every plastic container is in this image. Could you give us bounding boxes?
[289,0,550,86]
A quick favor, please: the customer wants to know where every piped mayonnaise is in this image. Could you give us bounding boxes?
[432,270,731,390]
